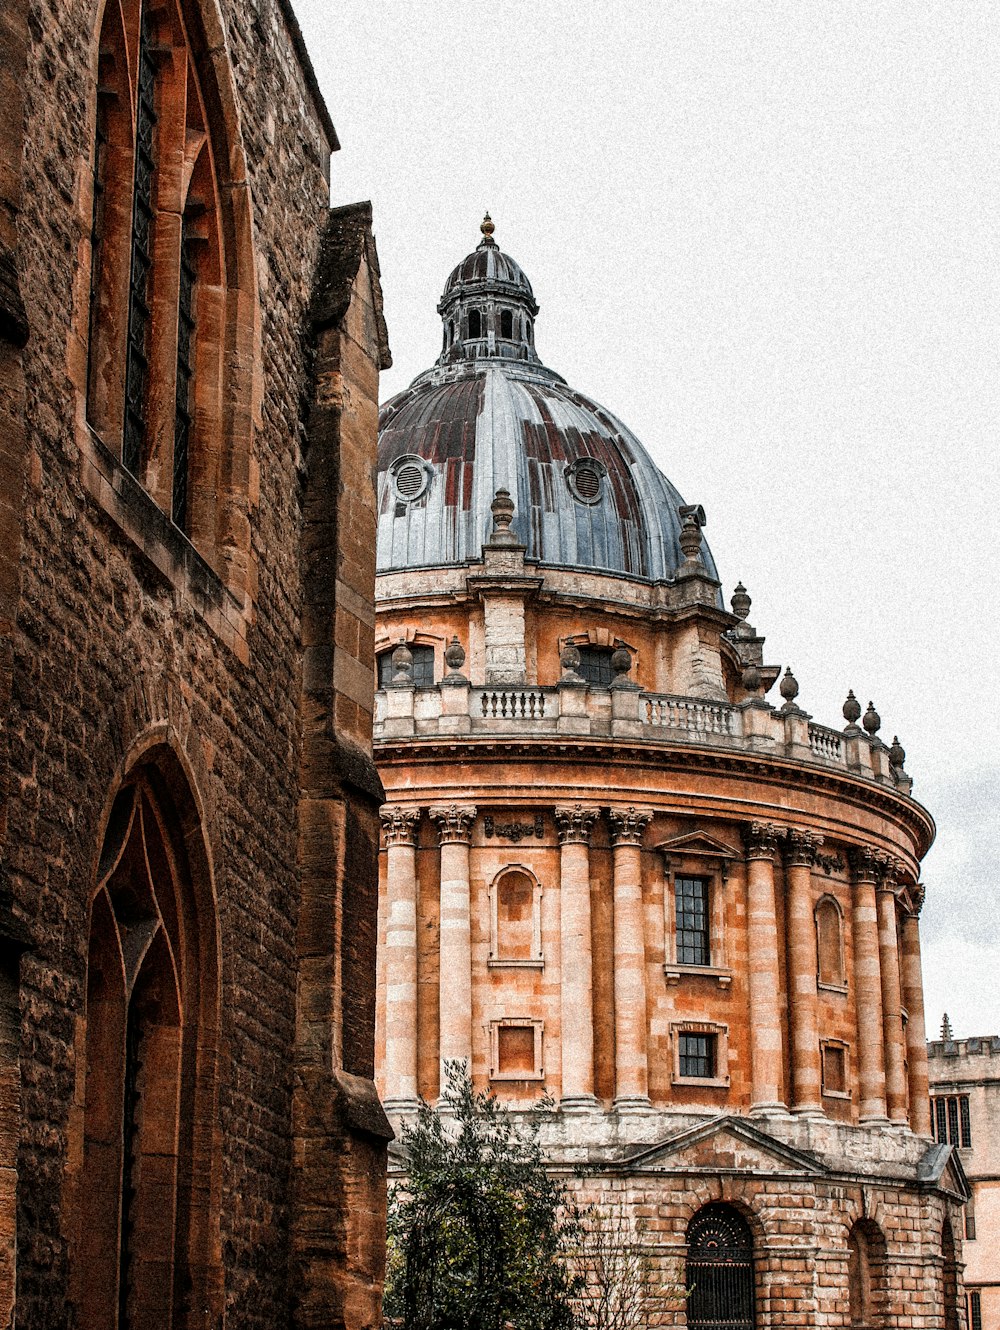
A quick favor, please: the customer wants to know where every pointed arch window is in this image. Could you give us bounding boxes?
[87,0,239,553]
[75,767,219,1328]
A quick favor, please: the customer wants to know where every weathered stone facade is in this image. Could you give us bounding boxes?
[0,1,390,1325]
[374,222,970,1327]
[928,1031,1000,1330]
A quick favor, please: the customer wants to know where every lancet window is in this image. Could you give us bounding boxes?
[87,0,231,546]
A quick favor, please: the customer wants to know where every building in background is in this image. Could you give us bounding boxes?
[374,217,970,1328]
[0,1,389,1325]
[929,1021,1000,1330]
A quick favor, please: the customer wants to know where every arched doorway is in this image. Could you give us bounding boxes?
[686,1204,756,1330]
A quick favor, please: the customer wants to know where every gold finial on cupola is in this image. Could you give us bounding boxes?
[480,212,495,240]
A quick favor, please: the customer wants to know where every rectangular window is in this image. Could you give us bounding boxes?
[678,1032,716,1079]
[822,1043,847,1095]
[931,1094,972,1147]
[378,644,435,688]
[969,1291,982,1330]
[676,877,710,966]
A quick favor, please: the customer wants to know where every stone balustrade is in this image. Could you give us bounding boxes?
[374,684,913,793]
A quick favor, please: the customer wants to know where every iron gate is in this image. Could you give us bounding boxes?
[686,1204,755,1330]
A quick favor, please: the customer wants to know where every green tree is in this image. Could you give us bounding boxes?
[384,1065,582,1330]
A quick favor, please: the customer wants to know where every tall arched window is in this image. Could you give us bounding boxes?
[74,763,219,1328]
[500,309,513,339]
[686,1204,755,1330]
[816,895,846,986]
[468,308,482,339]
[942,1218,961,1330]
[87,0,236,548]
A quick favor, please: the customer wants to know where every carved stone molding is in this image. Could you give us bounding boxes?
[429,804,477,845]
[743,821,783,861]
[380,805,421,848]
[607,806,654,848]
[874,851,905,893]
[849,846,880,884]
[554,804,600,846]
[784,828,823,868]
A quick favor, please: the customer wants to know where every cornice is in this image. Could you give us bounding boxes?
[373,734,935,855]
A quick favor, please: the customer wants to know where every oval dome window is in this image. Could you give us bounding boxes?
[394,459,428,502]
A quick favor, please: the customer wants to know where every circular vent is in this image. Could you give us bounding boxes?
[567,458,604,504]
[394,460,427,502]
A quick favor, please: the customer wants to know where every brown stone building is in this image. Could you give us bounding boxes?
[0,0,390,1325]
[928,1024,1000,1330]
[374,218,970,1328]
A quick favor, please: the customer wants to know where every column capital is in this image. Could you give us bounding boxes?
[607,805,654,848]
[784,828,823,868]
[380,804,421,847]
[874,851,905,893]
[429,804,477,845]
[849,845,880,884]
[743,820,783,861]
[906,882,926,917]
[554,804,600,845]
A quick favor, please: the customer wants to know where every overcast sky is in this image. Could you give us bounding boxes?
[292,0,999,1038]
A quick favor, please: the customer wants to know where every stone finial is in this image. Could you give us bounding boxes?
[442,635,467,685]
[731,581,751,621]
[741,662,762,693]
[862,701,881,736]
[558,643,585,686]
[888,735,906,769]
[610,645,637,690]
[941,1012,954,1041]
[677,504,706,570]
[391,639,414,687]
[779,667,800,711]
[842,690,862,728]
[487,487,519,546]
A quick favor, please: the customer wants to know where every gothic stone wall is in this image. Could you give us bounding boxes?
[1,1,384,1326]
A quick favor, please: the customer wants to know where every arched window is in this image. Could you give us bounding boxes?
[489,867,542,965]
[74,763,219,1327]
[468,309,482,339]
[500,309,513,339]
[816,895,846,986]
[87,0,238,547]
[686,1204,755,1330]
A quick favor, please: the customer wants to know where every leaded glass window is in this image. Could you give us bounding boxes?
[575,646,614,685]
[378,644,435,688]
[123,4,157,476]
[676,876,710,966]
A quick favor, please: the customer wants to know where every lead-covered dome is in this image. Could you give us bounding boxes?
[377,218,720,587]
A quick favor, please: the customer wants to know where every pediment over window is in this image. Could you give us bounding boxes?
[654,832,740,861]
[617,1116,827,1177]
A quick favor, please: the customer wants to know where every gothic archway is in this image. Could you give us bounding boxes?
[74,757,220,1329]
[686,1203,756,1330]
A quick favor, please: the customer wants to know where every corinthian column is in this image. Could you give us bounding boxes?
[607,806,654,1111]
[555,805,600,1111]
[785,829,824,1117]
[850,847,888,1122]
[429,804,477,1088]
[743,822,786,1114]
[876,856,908,1124]
[380,805,422,1109]
[900,887,932,1135]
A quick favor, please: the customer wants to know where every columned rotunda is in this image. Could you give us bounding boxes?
[374,218,968,1326]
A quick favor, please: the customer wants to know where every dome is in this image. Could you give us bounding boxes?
[377,219,720,588]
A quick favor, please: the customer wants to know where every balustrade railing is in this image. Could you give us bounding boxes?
[476,688,548,720]
[643,694,737,736]
[808,723,844,762]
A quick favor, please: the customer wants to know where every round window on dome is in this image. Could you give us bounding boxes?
[392,457,430,503]
[566,458,606,506]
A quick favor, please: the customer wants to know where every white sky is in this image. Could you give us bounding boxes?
[292,0,1000,1038]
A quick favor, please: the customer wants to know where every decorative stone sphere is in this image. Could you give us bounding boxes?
[610,646,632,677]
[741,662,761,692]
[391,640,413,680]
[843,690,862,725]
[560,644,581,674]
[863,701,881,735]
[889,736,906,768]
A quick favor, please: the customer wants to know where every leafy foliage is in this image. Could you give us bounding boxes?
[384,1065,582,1330]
